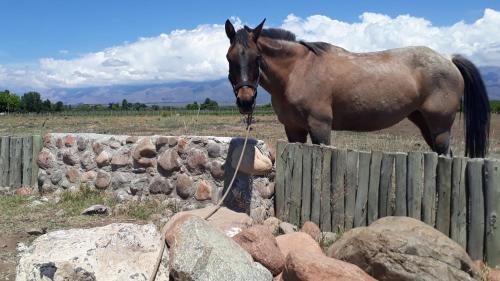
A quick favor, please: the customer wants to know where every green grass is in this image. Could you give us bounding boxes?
[57,185,117,216]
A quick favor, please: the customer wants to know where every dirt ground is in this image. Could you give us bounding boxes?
[1,112,499,279]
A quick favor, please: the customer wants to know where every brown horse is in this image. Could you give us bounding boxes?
[225,19,490,158]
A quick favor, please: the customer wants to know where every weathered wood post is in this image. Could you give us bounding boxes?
[301,145,313,224]
[332,148,346,232]
[451,157,467,249]
[354,151,371,227]
[466,159,484,261]
[422,152,438,226]
[407,152,423,219]
[22,136,33,187]
[9,137,23,188]
[311,145,323,226]
[379,153,394,218]
[484,159,500,266]
[275,141,286,221]
[345,150,359,230]
[0,136,10,187]
[31,135,43,188]
[436,156,452,235]
[320,147,332,231]
[368,151,382,225]
[394,152,407,216]
[290,143,303,226]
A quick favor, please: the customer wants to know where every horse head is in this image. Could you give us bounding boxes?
[225,19,265,114]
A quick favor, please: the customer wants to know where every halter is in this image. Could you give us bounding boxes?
[229,57,261,111]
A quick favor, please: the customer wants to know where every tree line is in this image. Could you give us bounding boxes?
[0,90,64,113]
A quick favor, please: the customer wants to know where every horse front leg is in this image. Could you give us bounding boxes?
[307,115,332,145]
[284,125,308,143]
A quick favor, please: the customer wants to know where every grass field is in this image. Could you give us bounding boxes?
[1,111,499,279]
[1,110,499,158]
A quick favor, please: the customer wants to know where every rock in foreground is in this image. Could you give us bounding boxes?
[328,216,480,281]
[167,215,272,281]
[16,223,168,281]
[279,250,376,281]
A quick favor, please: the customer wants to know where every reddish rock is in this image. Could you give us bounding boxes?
[490,268,500,281]
[186,149,207,173]
[233,225,285,276]
[109,140,121,149]
[209,160,225,179]
[264,217,281,236]
[66,168,80,183]
[164,206,253,238]
[281,250,376,281]
[111,152,130,167]
[158,148,181,172]
[81,171,97,183]
[42,133,52,148]
[276,232,324,257]
[37,149,54,169]
[15,187,32,196]
[64,135,76,147]
[125,136,138,144]
[300,221,321,242]
[194,180,213,201]
[176,138,189,154]
[95,151,110,167]
[133,137,156,158]
[95,171,111,189]
[176,174,193,199]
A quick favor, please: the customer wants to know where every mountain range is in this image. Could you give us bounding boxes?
[44,66,500,105]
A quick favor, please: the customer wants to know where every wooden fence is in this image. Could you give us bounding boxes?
[0,135,42,189]
[275,140,500,266]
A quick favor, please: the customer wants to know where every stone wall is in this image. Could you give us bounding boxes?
[37,133,275,220]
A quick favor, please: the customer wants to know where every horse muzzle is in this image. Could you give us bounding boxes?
[236,86,257,114]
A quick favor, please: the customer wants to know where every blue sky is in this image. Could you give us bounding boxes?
[0,0,499,90]
[1,0,498,64]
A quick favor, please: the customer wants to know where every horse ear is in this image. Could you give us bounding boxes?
[244,25,251,32]
[252,18,266,42]
[225,19,235,41]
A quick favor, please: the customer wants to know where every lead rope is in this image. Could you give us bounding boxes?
[148,113,253,281]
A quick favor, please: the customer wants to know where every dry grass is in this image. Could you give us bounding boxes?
[1,112,499,158]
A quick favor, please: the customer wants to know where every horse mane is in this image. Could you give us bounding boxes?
[235,27,330,56]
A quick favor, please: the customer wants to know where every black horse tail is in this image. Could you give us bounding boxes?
[452,55,490,158]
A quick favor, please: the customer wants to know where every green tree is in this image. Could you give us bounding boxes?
[186,101,199,110]
[20,91,42,112]
[54,101,64,112]
[122,99,130,110]
[42,99,52,112]
[200,98,218,110]
[0,90,21,112]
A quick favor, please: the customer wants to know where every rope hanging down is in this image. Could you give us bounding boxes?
[148,113,254,281]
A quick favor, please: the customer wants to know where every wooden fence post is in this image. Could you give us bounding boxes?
[332,148,346,232]
[484,159,500,266]
[284,144,295,221]
[407,152,423,220]
[422,152,438,226]
[311,145,323,226]
[466,159,484,261]
[290,143,303,226]
[0,136,10,187]
[354,151,371,227]
[275,141,287,221]
[320,147,332,231]
[436,156,452,236]
[368,151,382,225]
[394,152,407,216]
[301,145,313,224]
[379,153,394,218]
[22,136,33,187]
[31,135,42,188]
[345,150,359,230]
[451,157,467,249]
[9,137,23,188]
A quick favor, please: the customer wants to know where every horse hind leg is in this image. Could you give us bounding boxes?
[408,111,453,156]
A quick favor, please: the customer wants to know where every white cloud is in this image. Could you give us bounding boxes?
[0,10,499,90]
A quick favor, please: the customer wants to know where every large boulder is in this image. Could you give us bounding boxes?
[165,206,253,237]
[16,223,168,281]
[279,250,376,281]
[166,215,272,281]
[233,225,285,276]
[276,232,324,257]
[328,216,480,281]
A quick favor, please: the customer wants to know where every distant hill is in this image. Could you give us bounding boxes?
[43,66,500,105]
